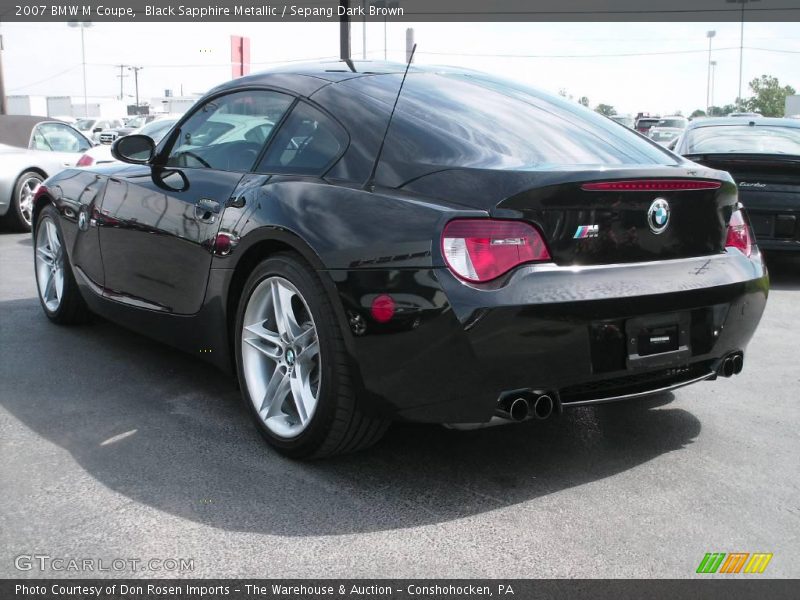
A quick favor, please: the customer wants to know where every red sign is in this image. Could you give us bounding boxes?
[231,35,251,79]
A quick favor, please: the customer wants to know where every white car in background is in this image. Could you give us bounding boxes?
[647,115,688,146]
[77,116,181,167]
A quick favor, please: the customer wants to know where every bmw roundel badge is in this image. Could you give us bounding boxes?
[647,198,670,235]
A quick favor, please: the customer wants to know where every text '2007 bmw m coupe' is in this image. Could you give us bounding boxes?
[32,61,767,458]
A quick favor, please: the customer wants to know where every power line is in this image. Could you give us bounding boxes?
[7,65,81,92]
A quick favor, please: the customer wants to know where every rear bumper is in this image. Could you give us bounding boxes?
[331,250,768,423]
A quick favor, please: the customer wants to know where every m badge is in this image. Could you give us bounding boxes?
[573,225,599,239]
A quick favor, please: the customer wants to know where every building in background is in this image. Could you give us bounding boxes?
[6,94,126,118]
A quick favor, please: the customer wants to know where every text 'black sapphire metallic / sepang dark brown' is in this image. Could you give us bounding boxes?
[31,61,768,458]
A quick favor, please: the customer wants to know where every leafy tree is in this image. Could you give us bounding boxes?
[743,75,796,117]
[708,104,737,117]
[579,96,590,107]
[690,109,706,118]
[594,103,616,116]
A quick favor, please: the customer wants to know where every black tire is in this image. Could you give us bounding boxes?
[4,171,42,232]
[34,205,92,325]
[235,252,389,459]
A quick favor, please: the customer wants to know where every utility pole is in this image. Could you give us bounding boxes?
[0,34,6,115]
[115,64,129,101]
[727,0,759,105]
[128,66,142,112]
[339,0,351,60]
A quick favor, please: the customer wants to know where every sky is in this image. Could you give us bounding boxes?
[1,20,798,116]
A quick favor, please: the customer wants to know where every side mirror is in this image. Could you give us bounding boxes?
[93,127,103,133]
[112,134,155,164]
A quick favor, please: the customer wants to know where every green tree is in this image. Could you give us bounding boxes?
[594,103,616,116]
[690,109,706,118]
[579,96,590,107]
[708,104,737,117]
[743,75,796,117]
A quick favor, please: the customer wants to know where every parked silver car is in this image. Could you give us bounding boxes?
[0,115,93,231]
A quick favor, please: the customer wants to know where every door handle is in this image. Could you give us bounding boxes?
[194,198,221,223]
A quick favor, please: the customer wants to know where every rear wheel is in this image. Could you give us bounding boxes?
[4,171,42,232]
[34,205,91,324]
[235,253,388,458]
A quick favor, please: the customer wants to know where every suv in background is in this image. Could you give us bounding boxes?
[74,118,125,143]
[635,115,661,134]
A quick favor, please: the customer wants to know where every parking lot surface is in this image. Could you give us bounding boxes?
[1,230,798,578]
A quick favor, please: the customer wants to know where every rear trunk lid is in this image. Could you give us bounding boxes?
[403,165,738,267]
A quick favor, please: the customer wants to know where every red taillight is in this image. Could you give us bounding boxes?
[76,154,94,167]
[726,209,753,257]
[442,219,551,283]
[581,179,722,191]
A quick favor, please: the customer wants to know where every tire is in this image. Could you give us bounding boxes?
[235,252,388,459]
[34,205,92,325]
[4,171,42,232]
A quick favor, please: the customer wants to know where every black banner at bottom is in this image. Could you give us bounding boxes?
[1,579,797,600]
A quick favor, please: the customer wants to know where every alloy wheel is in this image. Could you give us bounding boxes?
[241,276,321,438]
[18,176,40,227]
[35,217,65,312]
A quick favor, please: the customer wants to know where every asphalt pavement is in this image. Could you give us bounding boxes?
[1,230,798,578]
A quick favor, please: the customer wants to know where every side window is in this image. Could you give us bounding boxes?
[165,90,294,172]
[256,102,347,175]
[32,123,91,153]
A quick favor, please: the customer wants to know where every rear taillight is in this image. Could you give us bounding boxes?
[76,154,94,167]
[442,219,551,283]
[726,209,753,257]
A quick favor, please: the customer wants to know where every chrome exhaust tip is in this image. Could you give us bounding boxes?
[533,394,554,420]
[732,353,743,375]
[720,357,735,378]
[495,396,530,422]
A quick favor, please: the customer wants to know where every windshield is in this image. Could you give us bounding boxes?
[650,130,679,141]
[657,118,686,128]
[75,119,95,131]
[126,116,146,128]
[684,125,800,155]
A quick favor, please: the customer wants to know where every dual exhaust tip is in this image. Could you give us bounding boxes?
[496,392,556,422]
[719,352,744,378]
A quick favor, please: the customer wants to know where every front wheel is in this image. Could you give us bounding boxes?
[235,253,388,459]
[34,205,91,324]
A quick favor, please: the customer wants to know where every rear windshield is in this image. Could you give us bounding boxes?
[684,125,800,155]
[657,118,686,128]
[369,73,675,171]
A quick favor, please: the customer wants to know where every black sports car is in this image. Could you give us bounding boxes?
[673,117,800,253]
[32,61,768,458]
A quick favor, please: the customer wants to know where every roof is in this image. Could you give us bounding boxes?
[0,115,59,148]
[687,116,800,129]
[209,60,465,97]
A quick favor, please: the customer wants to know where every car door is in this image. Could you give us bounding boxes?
[30,122,93,167]
[96,89,295,314]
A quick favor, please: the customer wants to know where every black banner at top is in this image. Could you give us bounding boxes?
[1,0,799,22]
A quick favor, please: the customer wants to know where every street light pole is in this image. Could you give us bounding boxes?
[710,61,717,110]
[68,21,92,117]
[706,30,715,115]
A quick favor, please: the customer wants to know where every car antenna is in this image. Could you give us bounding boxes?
[364,43,417,191]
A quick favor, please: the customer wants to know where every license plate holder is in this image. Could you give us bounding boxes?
[625,312,691,370]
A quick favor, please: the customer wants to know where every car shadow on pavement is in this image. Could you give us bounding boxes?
[0,296,701,536]
[764,252,800,291]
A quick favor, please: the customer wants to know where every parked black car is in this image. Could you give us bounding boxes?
[32,62,768,458]
[672,117,800,253]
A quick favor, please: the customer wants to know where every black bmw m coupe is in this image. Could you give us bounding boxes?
[32,61,767,458]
